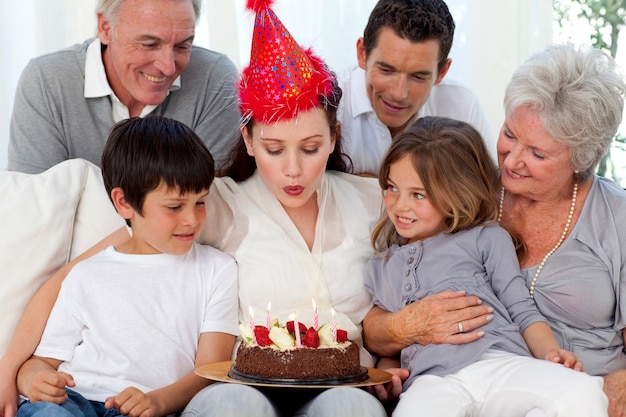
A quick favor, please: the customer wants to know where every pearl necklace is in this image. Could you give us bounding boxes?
[497,182,578,298]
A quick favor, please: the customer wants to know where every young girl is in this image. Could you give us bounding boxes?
[364,116,608,416]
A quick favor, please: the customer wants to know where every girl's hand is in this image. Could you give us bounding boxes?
[545,348,583,371]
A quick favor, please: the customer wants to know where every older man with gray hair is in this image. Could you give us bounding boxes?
[8,0,239,174]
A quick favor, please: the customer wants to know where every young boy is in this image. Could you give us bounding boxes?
[15,116,238,417]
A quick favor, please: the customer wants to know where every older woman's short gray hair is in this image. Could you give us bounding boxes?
[96,0,202,27]
[504,43,626,181]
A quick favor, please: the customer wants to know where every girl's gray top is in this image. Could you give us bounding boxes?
[365,223,545,388]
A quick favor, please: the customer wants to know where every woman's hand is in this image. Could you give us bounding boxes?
[364,290,493,357]
[392,290,493,345]
[605,370,626,417]
[0,369,18,417]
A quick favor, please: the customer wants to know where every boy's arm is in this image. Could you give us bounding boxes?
[17,356,74,404]
[105,332,236,417]
[522,322,582,371]
[0,227,130,416]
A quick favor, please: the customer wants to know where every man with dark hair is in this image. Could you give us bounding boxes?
[339,0,494,175]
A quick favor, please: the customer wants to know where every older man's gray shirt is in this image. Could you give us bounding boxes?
[8,39,240,174]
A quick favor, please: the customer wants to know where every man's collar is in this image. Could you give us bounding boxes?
[350,67,375,117]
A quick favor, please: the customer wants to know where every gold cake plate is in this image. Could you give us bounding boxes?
[196,360,393,389]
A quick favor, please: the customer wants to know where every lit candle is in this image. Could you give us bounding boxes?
[249,306,256,344]
[266,302,272,330]
[312,298,318,330]
[290,313,302,347]
[331,308,337,342]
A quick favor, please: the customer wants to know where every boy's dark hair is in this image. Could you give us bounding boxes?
[363,0,455,73]
[101,116,215,221]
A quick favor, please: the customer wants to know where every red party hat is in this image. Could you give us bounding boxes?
[239,0,334,123]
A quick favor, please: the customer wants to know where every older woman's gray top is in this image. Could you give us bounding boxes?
[365,224,546,388]
[525,176,626,376]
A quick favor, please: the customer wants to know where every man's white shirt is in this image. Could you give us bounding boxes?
[338,66,496,175]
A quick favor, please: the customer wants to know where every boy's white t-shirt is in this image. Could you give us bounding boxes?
[34,243,238,402]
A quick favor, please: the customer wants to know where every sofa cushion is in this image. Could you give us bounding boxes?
[0,159,125,355]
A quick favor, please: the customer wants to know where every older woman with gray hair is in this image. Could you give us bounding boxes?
[496,42,626,415]
[364,43,626,415]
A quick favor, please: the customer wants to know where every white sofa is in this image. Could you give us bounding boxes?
[0,159,126,356]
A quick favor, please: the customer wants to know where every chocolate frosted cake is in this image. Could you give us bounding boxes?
[234,342,360,379]
[233,318,362,380]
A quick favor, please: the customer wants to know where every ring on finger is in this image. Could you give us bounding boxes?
[458,321,464,333]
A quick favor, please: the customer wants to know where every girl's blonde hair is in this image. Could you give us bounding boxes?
[372,116,499,253]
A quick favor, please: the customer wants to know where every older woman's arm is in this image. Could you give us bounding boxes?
[604,331,626,417]
[605,369,626,417]
[0,226,131,416]
[363,290,493,356]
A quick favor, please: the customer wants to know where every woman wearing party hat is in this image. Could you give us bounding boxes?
[178,0,392,414]
[6,0,395,416]
[181,0,391,414]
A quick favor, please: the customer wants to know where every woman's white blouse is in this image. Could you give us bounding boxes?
[199,171,382,365]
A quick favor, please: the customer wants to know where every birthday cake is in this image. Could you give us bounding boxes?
[233,318,362,381]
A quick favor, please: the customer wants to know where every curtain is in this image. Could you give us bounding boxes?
[0,0,552,170]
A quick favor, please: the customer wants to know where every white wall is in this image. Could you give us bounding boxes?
[0,0,552,171]
[0,0,97,170]
[445,0,553,139]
